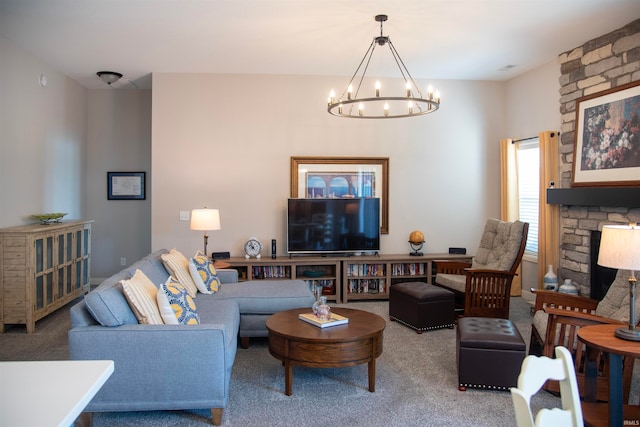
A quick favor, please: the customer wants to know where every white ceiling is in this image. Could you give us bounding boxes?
[1,0,639,90]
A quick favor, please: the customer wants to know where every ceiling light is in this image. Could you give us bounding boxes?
[327,15,441,119]
[96,71,123,86]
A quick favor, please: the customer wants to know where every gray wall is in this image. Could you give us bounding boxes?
[86,90,152,278]
[0,36,87,226]
[5,25,611,288]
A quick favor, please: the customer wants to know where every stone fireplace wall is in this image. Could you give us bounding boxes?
[557,18,640,296]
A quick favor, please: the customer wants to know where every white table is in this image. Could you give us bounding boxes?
[0,360,114,427]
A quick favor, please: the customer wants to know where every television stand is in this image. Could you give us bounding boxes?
[226,253,472,303]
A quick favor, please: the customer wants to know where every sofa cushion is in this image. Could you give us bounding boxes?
[188,252,220,294]
[161,248,199,298]
[129,250,171,286]
[213,280,315,314]
[472,218,525,271]
[121,269,164,325]
[84,271,138,327]
[159,278,200,325]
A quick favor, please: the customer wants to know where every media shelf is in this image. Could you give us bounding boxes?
[226,253,472,304]
[342,254,473,302]
[226,257,341,302]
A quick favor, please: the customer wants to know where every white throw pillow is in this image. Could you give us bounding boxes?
[121,269,163,325]
[156,277,179,325]
[161,248,199,298]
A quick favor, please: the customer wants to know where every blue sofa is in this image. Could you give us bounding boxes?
[68,249,315,425]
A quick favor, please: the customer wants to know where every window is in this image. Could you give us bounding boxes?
[516,140,539,254]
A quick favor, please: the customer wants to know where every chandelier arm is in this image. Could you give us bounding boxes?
[340,40,376,100]
[387,40,424,99]
[353,40,378,99]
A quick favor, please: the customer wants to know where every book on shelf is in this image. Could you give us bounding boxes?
[298,312,349,328]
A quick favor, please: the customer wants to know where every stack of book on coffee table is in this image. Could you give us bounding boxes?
[298,312,349,328]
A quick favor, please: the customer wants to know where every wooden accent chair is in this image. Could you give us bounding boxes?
[529,268,639,403]
[434,219,529,319]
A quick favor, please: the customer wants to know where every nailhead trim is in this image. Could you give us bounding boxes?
[390,315,455,331]
[459,383,511,391]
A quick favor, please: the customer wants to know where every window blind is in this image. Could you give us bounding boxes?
[516,140,539,254]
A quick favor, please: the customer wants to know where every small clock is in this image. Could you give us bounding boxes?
[244,237,263,259]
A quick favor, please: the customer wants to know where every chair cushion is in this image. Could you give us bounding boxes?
[532,309,548,341]
[435,273,466,293]
[596,269,640,324]
[471,218,525,271]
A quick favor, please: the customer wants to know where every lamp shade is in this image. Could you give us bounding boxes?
[190,208,221,231]
[597,224,640,270]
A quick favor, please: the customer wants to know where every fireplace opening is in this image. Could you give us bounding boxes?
[590,230,618,300]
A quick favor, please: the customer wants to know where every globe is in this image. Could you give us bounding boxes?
[408,230,424,256]
[409,230,424,244]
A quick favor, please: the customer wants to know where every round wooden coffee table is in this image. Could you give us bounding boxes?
[266,307,385,396]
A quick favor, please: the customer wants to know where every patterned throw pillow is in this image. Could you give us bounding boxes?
[121,269,163,325]
[157,277,199,325]
[188,251,221,294]
[161,248,199,298]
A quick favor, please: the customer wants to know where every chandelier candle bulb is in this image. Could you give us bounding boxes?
[329,90,335,104]
[348,85,353,100]
[338,104,343,114]
[406,82,411,97]
[375,81,381,97]
[384,103,389,116]
[408,101,413,114]
[358,103,364,116]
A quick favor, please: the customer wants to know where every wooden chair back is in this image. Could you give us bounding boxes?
[463,222,529,319]
[543,307,634,403]
[511,346,583,427]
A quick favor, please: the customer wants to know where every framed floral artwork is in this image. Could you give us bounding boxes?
[572,80,640,187]
[290,156,389,234]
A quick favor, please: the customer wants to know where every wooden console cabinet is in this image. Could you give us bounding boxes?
[0,220,93,333]
[226,253,472,304]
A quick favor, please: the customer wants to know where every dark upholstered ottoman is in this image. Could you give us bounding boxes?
[456,317,526,391]
[389,282,455,333]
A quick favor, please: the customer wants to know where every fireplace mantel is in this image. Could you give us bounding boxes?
[547,188,640,207]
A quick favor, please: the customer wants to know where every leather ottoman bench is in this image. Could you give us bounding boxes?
[456,317,526,391]
[389,281,455,333]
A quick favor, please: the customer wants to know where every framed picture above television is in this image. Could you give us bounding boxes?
[290,156,389,234]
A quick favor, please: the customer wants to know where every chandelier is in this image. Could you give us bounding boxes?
[327,15,441,119]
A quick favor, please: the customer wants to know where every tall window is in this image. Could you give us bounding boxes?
[516,140,539,254]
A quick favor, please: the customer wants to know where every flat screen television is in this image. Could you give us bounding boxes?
[287,198,380,255]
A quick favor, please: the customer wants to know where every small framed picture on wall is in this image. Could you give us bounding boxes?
[107,172,146,200]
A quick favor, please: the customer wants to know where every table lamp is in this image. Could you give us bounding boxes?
[190,208,221,257]
[597,222,640,341]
